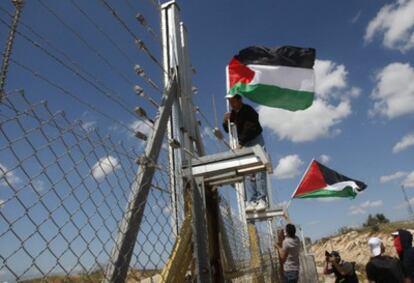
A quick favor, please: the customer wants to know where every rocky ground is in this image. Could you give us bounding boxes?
[309,221,414,283]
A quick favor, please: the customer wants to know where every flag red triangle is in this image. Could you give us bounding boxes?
[227,58,255,89]
[293,160,327,198]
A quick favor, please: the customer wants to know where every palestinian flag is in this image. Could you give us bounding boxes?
[292,160,367,199]
[226,46,316,111]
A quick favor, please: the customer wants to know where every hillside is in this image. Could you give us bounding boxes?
[309,221,414,283]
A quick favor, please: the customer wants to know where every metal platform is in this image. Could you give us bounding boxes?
[246,207,286,221]
[184,145,272,187]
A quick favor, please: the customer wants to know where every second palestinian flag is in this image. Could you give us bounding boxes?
[226,46,316,111]
[292,160,367,199]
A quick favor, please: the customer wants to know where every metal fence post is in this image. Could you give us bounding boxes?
[0,0,24,100]
[103,78,178,283]
[192,177,213,282]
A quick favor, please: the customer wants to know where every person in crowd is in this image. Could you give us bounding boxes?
[366,237,405,283]
[392,229,414,282]
[223,94,267,211]
[276,223,300,283]
[324,250,359,283]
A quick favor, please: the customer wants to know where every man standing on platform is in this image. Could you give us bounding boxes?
[223,94,268,211]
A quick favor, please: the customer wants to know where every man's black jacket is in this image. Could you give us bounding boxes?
[222,104,263,146]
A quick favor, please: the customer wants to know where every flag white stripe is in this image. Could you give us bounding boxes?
[325,181,360,192]
[247,64,314,92]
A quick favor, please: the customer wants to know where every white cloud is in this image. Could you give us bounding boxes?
[32,180,46,192]
[0,163,20,187]
[81,120,96,132]
[365,0,414,52]
[273,155,304,179]
[319,154,331,163]
[317,197,342,202]
[393,133,414,153]
[346,87,362,98]
[349,200,383,215]
[403,171,414,188]
[351,10,362,24]
[380,171,408,183]
[258,59,356,143]
[349,206,366,215]
[370,62,414,119]
[314,60,348,99]
[163,205,172,215]
[360,200,383,208]
[91,156,120,180]
[129,120,152,137]
[259,99,351,142]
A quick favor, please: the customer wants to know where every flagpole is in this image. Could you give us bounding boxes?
[285,158,315,210]
[225,65,233,143]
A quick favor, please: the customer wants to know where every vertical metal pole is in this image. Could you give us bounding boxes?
[161,3,210,283]
[225,65,248,248]
[267,219,274,251]
[193,177,213,282]
[161,1,183,236]
[299,225,308,255]
[401,185,414,221]
[0,0,24,100]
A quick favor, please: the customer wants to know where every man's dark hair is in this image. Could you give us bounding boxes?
[286,224,296,237]
[233,94,242,100]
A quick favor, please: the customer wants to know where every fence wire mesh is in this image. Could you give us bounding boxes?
[217,186,281,283]
[0,92,320,282]
[0,91,180,282]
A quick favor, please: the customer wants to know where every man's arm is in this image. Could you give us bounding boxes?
[222,112,233,133]
[323,261,333,275]
[276,245,287,264]
[276,239,288,264]
[329,258,352,276]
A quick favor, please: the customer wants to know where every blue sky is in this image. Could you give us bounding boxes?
[1,0,414,280]
[181,0,414,239]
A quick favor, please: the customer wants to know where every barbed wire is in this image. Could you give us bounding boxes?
[0,17,156,131]
[121,0,162,44]
[98,0,167,74]
[147,0,160,11]
[0,3,162,96]
[10,59,137,135]
[0,5,153,113]
[195,105,231,149]
[68,0,134,63]
[37,0,135,87]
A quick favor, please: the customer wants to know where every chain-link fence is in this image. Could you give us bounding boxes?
[0,91,321,282]
[216,187,282,283]
[0,91,180,282]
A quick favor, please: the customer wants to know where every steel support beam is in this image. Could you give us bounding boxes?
[104,78,177,283]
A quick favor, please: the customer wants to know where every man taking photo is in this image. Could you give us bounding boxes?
[324,250,359,283]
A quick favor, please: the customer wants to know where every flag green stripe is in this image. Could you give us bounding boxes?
[294,186,357,199]
[229,82,314,111]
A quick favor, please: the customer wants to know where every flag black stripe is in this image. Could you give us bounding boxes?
[316,161,367,191]
[234,46,316,69]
